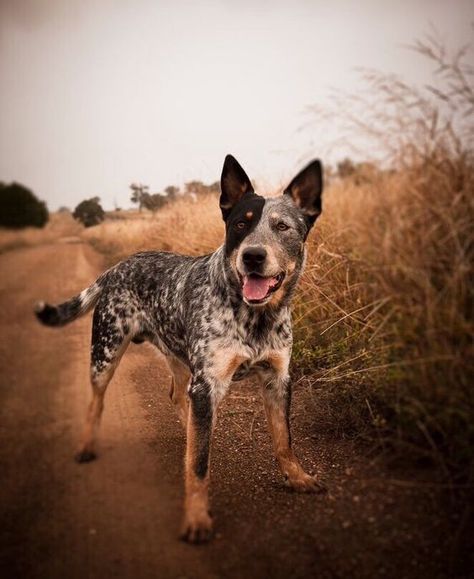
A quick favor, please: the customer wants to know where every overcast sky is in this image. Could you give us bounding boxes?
[0,0,472,210]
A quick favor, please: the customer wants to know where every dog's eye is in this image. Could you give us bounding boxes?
[276,222,290,231]
[235,221,246,230]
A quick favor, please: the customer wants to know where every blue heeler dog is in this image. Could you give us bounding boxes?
[35,155,325,543]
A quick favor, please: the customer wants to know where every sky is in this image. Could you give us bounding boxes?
[0,0,473,210]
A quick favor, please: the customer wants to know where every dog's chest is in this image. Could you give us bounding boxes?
[198,306,292,383]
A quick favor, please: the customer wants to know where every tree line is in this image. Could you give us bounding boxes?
[129,180,220,212]
[0,166,365,230]
[0,178,221,229]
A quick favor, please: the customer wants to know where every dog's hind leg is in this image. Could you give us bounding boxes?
[166,356,191,429]
[75,305,132,463]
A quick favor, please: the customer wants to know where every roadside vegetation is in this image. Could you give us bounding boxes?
[0,182,48,229]
[73,197,105,227]
[296,34,474,480]
[1,35,472,483]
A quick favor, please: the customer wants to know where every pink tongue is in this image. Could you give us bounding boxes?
[243,276,273,301]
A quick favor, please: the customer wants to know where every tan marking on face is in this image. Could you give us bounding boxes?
[229,249,240,280]
[268,263,297,309]
[270,212,280,219]
[245,211,253,219]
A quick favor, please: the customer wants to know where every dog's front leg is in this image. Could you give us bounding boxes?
[181,379,215,544]
[262,373,325,493]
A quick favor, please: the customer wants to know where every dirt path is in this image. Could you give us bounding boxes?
[0,241,470,579]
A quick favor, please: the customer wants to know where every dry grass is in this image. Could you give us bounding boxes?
[81,194,224,264]
[0,212,83,254]
[293,159,473,476]
[296,33,474,478]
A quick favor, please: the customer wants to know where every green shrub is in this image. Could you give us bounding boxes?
[73,197,105,227]
[0,182,49,228]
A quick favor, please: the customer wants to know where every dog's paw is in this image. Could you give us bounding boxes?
[180,511,213,544]
[74,450,97,463]
[286,472,327,494]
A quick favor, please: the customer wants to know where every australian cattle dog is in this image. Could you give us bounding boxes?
[35,155,325,543]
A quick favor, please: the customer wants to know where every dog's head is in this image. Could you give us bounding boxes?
[220,154,323,308]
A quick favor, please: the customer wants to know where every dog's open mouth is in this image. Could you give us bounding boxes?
[241,272,285,303]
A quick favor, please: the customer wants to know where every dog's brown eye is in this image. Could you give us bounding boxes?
[277,222,289,231]
[235,221,246,230]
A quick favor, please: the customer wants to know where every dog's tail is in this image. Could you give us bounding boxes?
[34,275,105,327]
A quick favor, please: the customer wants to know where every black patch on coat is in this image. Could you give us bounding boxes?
[35,303,61,326]
[190,388,213,479]
[36,297,81,327]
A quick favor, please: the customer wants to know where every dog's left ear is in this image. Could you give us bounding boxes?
[220,154,254,220]
[284,160,323,228]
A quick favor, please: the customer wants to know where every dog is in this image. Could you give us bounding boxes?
[35,154,325,543]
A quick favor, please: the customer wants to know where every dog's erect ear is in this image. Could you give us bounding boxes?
[220,154,254,220]
[284,160,323,228]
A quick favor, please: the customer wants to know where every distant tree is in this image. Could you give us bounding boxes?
[184,180,220,196]
[207,181,221,194]
[336,159,379,184]
[184,180,204,196]
[57,206,70,213]
[0,182,49,228]
[337,158,356,179]
[164,185,179,200]
[142,193,167,213]
[130,183,149,211]
[73,197,105,227]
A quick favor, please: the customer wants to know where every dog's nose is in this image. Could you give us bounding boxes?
[242,247,267,269]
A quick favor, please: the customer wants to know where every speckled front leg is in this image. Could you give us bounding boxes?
[180,378,215,544]
[261,364,326,493]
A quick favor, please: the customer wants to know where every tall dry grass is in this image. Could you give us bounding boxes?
[294,159,473,476]
[81,194,224,264]
[297,33,474,478]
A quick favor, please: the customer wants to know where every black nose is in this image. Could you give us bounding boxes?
[242,246,267,269]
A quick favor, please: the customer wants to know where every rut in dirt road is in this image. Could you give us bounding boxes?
[0,240,466,579]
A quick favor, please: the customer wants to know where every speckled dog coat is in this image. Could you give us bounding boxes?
[35,154,325,543]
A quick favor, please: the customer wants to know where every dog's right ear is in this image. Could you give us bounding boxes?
[220,154,254,220]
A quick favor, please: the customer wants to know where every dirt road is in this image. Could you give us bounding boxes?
[0,241,470,579]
